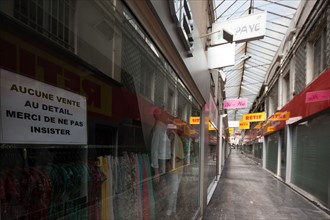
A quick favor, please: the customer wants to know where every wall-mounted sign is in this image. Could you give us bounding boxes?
[224,98,248,109]
[228,128,234,134]
[269,112,290,121]
[208,121,216,130]
[190,116,200,124]
[243,112,266,122]
[211,11,267,46]
[207,42,235,68]
[305,90,330,103]
[0,69,87,144]
[169,0,194,57]
[239,121,250,129]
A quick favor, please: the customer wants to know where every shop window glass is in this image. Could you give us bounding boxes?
[13,0,75,51]
[0,1,202,219]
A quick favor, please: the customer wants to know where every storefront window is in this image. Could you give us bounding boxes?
[0,1,201,219]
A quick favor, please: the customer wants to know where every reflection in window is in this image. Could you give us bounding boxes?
[14,0,75,51]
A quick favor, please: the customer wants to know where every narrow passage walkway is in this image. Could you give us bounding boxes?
[203,150,330,220]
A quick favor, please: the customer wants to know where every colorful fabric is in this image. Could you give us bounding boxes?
[144,154,156,220]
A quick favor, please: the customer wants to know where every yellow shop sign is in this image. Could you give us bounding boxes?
[239,121,250,129]
[190,116,200,124]
[243,112,266,122]
[269,112,290,121]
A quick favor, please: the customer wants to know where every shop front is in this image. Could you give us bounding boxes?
[0,1,204,219]
[263,69,330,209]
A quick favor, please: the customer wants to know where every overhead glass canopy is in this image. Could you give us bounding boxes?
[213,0,302,122]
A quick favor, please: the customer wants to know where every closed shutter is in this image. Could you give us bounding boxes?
[266,132,278,174]
[292,111,330,208]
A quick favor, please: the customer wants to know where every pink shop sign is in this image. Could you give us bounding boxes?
[305,90,330,103]
[224,98,248,109]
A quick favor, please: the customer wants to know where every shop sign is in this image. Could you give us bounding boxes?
[207,43,236,68]
[243,112,266,122]
[190,116,200,124]
[254,122,262,129]
[211,11,267,45]
[286,116,302,125]
[269,111,290,121]
[224,98,247,109]
[228,120,239,128]
[228,128,234,134]
[267,126,275,132]
[0,70,87,144]
[305,90,330,103]
[239,121,250,129]
[208,121,216,130]
[169,0,194,57]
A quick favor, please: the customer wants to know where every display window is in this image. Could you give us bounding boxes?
[0,1,201,219]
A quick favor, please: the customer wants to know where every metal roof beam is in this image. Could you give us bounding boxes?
[263,0,298,10]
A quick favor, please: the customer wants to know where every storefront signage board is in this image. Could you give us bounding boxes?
[0,70,87,144]
[211,11,267,45]
[207,42,235,68]
[305,90,330,103]
[208,121,216,130]
[254,122,262,129]
[224,98,248,109]
[269,112,290,121]
[239,121,250,129]
[243,112,266,122]
[228,120,239,128]
[190,116,200,124]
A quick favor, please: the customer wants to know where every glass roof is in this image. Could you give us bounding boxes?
[213,0,302,122]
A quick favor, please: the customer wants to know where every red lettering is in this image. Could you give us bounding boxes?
[82,79,101,108]
[37,57,62,84]
[63,69,80,93]
[0,39,17,70]
[1,35,107,113]
[19,48,36,77]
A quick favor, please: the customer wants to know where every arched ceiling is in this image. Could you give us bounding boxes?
[213,0,302,122]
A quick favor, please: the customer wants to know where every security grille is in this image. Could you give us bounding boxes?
[14,0,75,51]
